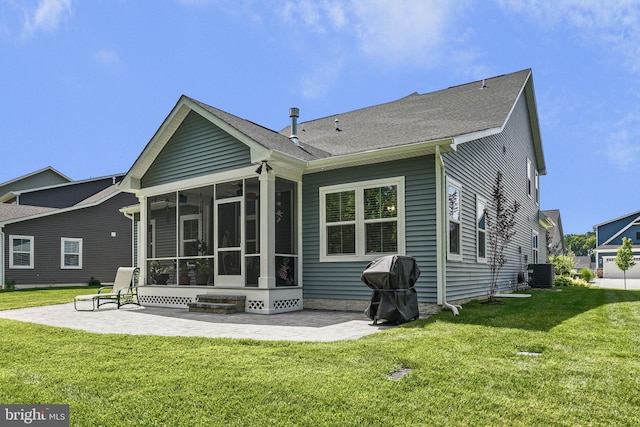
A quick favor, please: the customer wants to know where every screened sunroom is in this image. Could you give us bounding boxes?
[134,172,302,314]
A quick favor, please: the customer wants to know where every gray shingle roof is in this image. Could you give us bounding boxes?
[0,204,56,222]
[278,69,531,157]
[187,97,331,161]
[184,69,531,162]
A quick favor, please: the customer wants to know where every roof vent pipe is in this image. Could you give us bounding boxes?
[289,107,300,145]
[335,117,341,131]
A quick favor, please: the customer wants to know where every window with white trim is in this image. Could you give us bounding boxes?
[320,177,404,262]
[534,169,539,205]
[526,158,532,197]
[9,235,34,269]
[476,195,487,263]
[61,237,83,269]
[447,178,463,261]
[532,231,539,264]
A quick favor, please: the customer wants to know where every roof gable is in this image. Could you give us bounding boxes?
[595,210,640,246]
[120,69,546,189]
[120,96,324,191]
[0,167,72,201]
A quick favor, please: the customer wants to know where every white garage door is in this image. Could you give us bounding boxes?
[603,255,640,279]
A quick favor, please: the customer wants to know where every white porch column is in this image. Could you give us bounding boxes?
[258,167,276,288]
[138,195,148,286]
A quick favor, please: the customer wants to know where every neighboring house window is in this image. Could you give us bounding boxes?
[61,238,83,269]
[447,178,463,261]
[9,235,34,269]
[534,169,539,205]
[476,195,487,263]
[320,177,404,262]
[532,231,539,264]
[526,158,532,197]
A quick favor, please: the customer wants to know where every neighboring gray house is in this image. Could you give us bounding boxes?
[593,210,640,279]
[0,166,71,201]
[541,209,565,257]
[1,174,137,287]
[119,68,551,314]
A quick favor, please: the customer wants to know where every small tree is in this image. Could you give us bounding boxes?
[615,237,636,290]
[549,251,577,277]
[486,171,521,301]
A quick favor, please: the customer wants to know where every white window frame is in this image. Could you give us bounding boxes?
[534,169,539,205]
[526,158,532,198]
[319,177,405,262]
[180,214,201,257]
[476,195,487,263]
[9,235,34,269]
[61,237,83,269]
[446,177,463,262]
[532,230,539,264]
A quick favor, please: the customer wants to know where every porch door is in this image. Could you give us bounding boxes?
[216,198,243,286]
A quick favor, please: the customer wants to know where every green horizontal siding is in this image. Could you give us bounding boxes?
[302,156,438,303]
[442,93,547,301]
[141,111,252,188]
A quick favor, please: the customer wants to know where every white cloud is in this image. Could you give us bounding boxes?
[23,0,72,35]
[605,112,640,170]
[280,0,470,96]
[350,0,463,67]
[282,0,347,33]
[496,0,640,72]
[281,0,461,64]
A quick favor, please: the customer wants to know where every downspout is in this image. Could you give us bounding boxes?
[435,146,461,315]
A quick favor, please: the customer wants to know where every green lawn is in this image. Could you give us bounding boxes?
[1,286,639,426]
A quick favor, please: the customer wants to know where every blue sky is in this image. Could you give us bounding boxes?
[1,0,639,235]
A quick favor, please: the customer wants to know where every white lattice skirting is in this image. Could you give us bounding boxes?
[138,286,303,314]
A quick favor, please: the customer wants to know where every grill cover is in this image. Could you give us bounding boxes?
[361,255,420,324]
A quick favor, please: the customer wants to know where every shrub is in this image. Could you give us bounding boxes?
[555,276,573,287]
[555,275,589,287]
[3,279,16,291]
[579,268,595,282]
[88,277,101,287]
[549,252,577,277]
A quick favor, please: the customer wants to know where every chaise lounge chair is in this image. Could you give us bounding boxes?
[74,267,139,311]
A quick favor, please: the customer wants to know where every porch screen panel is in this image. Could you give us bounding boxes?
[218,201,241,275]
[245,177,260,286]
[148,192,177,258]
[275,178,297,287]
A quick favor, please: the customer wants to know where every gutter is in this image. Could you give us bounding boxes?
[435,145,461,315]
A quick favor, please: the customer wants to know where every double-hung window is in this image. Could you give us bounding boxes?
[61,237,83,269]
[532,231,539,264]
[476,195,487,263]
[320,177,404,262]
[534,169,539,205]
[526,158,532,197]
[447,178,463,261]
[9,235,34,269]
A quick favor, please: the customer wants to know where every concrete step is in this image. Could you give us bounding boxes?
[187,302,239,314]
[190,294,246,313]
